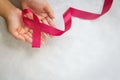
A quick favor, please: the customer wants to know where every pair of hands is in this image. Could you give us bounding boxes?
[7,0,55,44]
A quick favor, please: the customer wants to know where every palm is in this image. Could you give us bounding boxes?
[6,8,32,43]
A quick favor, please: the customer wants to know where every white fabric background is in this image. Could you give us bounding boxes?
[0,0,120,80]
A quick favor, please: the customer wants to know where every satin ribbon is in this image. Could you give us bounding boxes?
[22,0,113,48]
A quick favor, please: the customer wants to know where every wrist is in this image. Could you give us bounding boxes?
[0,0,17,19]
[2,7,17,19]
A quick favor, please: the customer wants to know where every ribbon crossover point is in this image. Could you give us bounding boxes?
[22,0,113,48]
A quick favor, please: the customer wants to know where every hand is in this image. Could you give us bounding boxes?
[0,0,36,44]
[20,0,54,19]
[20,0,55,43]
[5,8,34,43]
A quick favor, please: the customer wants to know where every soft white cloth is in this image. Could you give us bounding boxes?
[0,0,120,80]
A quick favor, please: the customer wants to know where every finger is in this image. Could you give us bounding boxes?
[19,27,26,34]
[46,17,56,38]
[10,31,25,42]
[17,34,26,42]
[38,13,48,19]
[41,32,49,40]
[27,31,32,38]
[41,18,49,25]
[23,34,32,43]
[41,36,45,44]
[46,17,56,27]
[29,29,33,34]
[41,40,45,44]
[44,5,55,19]
[41,18,50,38]
[36,14,45,20]
[24,27,30,33]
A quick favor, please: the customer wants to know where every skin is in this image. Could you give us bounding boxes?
[0,0,55,45]
[20,0,54,19]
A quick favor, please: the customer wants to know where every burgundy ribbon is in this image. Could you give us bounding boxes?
[22,0,113,48]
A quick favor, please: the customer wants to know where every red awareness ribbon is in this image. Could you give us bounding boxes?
[22,0,113,48]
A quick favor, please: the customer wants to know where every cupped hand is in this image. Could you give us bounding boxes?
[5,8,36,44]
[20,0,55,43]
